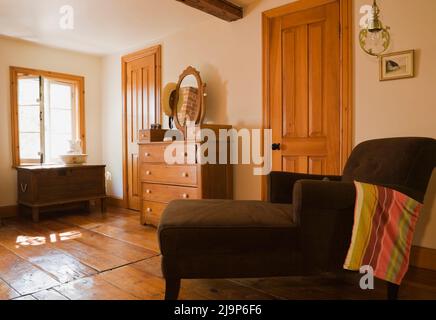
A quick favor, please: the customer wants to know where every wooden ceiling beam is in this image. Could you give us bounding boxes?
[176,0,243,22]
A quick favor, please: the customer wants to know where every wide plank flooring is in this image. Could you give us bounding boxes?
[0,206,435,300]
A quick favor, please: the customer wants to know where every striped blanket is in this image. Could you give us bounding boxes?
[344,181,423,285]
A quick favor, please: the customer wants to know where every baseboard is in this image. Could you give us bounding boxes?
[410,245,436,271]
[107,197,126,208]
[0,205,18,219]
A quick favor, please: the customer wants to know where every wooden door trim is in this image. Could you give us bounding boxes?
[121,45,162,208]
[263,0,337,18]
[261,0,353,200]
[339,0,353,170]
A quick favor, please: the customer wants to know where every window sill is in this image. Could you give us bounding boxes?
[13,162,59,169]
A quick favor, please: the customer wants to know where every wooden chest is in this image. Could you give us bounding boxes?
[138,137,233,227]
[17,165,107,222]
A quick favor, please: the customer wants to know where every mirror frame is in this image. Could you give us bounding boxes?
[172,66,206,133]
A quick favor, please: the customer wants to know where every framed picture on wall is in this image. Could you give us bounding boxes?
[380,50,415,81]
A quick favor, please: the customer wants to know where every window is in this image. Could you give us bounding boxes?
[10,67,85,166]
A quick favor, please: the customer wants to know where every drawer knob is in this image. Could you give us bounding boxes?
[182,172,188,178]
[182,193,189,199]
[147,208,152,213]
[146,171,151,175]
[146,189,151,194]
[144,152,150,157]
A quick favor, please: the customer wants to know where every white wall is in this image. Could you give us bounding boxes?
[0,36,102,206]
[101,0,436,248]
[354,0,436,144]
[101,54,124,198]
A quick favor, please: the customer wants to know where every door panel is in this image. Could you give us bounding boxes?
[308,21,324,137]
[282,156,307,173]
[270,1,341,176]
[126,54,158,210]
[308,157,326,175]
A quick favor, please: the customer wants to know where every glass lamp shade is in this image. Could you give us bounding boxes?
[359,27,390,56]
[359,0,391,57]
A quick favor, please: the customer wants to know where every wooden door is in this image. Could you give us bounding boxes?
[268,1,341,175]
[123,47,161,210]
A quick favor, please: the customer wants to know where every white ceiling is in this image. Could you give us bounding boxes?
[0,0,256,56]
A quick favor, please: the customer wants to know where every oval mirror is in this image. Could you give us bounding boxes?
[172,66,205,133]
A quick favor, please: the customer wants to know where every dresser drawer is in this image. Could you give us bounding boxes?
[139,144,168,163]
[140,164,198,186]
[139,142,195,163]
[142,201,166,226]
[142,183,200,203]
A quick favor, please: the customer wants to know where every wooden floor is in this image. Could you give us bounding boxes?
[0,206,435,300]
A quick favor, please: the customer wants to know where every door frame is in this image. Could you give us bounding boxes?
[261,0,353,199]
[121,45,162,208]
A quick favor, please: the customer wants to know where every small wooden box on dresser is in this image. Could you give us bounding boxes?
[17,165,107,222]
[138,125,233,227]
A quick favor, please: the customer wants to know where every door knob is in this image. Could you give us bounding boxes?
[272,143,281,151]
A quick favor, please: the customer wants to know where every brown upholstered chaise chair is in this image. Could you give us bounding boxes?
[158,138,436,300]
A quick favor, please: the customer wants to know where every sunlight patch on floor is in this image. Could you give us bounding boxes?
[15,230,82,247]
[16,236,46,247]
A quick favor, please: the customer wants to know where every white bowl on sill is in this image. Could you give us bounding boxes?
[59,154,88,165]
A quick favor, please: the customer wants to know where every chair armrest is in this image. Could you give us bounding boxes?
[293,180,356,217]
[292,180,356,272]
[268,171,342,204]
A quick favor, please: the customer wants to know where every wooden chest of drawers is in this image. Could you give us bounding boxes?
[138,140,233,227]
[17,165,107,222]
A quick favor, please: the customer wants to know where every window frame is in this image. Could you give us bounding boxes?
[15,74,43,164]
[10,66,85,167]
[44,79,77,163]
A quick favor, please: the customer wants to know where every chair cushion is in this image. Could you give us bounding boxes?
[158,200,298,256]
